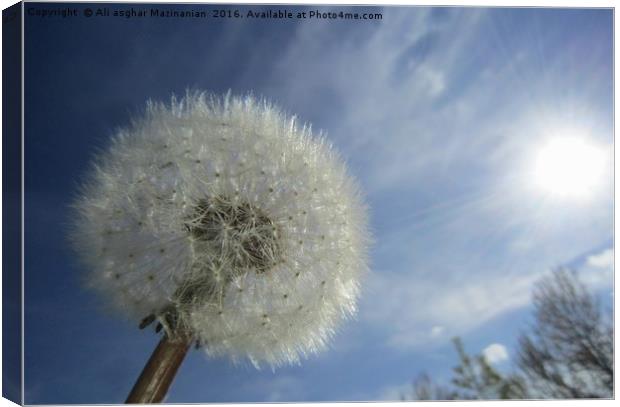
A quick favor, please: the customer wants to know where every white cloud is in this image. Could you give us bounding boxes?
[482,343,509,365]
[586,249,613,269]
[430,325,445,337]
[580,248,614,291]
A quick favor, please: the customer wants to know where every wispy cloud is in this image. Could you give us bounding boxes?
[360,268,539,350]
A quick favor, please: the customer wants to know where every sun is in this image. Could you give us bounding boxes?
[532,137,606,200]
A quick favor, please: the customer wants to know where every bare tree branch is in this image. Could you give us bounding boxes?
[516,268,613,398]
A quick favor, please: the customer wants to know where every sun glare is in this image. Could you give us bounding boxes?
[532,137,606,200]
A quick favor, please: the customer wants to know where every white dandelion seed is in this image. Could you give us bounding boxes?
[71,91,370,369]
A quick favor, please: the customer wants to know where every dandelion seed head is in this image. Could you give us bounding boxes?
[71,91,370,368]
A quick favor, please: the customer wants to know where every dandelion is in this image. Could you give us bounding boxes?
[71,91,369,402]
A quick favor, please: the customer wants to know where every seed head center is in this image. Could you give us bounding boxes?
[187,197,282,273]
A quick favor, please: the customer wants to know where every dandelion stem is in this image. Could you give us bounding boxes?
[125,334,192,404]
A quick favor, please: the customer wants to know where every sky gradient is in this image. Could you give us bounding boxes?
[22,2,613,403]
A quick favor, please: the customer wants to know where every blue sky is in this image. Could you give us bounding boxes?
[21,3,613,403]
